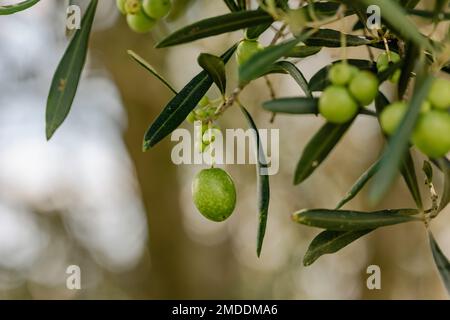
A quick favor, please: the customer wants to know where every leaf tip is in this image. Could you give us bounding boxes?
[45,125,56,141]
[154,40,167,49]
[302,256,313,267]
[291,211,304,223]
[293,174,303,186]
[142,140,151,152]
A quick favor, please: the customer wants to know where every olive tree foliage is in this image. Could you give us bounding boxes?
[2,0,450,295]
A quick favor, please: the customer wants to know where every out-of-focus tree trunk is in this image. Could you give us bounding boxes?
[91,20,190,298]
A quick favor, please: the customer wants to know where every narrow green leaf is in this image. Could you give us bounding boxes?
[304,28,373,47]
[240,106,270,257]
[302,2,356,19]
[400,151,423,209]
[143,45,237,150]
[375,92,424,209]
[308,2,342,16]
[336,159,381,209]
[309,59,374,92]
[223,0,239,12]
[432,0,449,21]
[239,31,313,85]
[303,230,372,266]
[156,10,273,48]
[198,53,227,95]
[274,0,289,10]
[245,0,327,40]
[245,7,274,40]
[369,68,433,205]
[400,0,421,9]
[294,120,354,185]
[273,61,312,97]
[407,9,450,20]
[374,90,390,113]
[303,206,420,265]
[293,208,420,231]
[237,0,246,10]
[429,232,450,295]
[46,0,98,140]
[245,21,273,39]
[352,20,365,31]
[285,46,322,58]
[438,159,450,212]
[127,50,177,95]
[263,97,318,115]
[398,42,419,98]
[259,64,289,77]
[263,97,376,117]
[423,160,433,182]
[0,0,39,15]
[358,0,432,50]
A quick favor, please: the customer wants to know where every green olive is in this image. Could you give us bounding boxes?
[142,0,171,19]
[377,52,401,83]
[328,63,355,86]
[236,39,264,66]
[192,168,237,222]
[319,86,359,124]
[421,101,432,113]
[285,8,307,35]
[126,11,156,33]
[198,96,210,108]
[428,78,450,110]
[186,111,196,123]
[124,0,141,14]
[380,102,407,135]
[377,52,400,72]
[412,111,450,158]
[348,71,379,106]
[116,0,126,14]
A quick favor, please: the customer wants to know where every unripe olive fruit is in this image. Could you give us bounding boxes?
[202,128,219,144]
[412,111,450,158]
[236,40,264,66]
[377,52,400,72]
[380,102,406,135]
[421,101,431,113]
[127,11,156,33]
[348,71,379,106]
[390,70,401,84]
[377,52,401,83]
[116,0,126,14]
[142,0,171,19]
[200,142,209,152]
[329,63,355,86]
[319,86,358,124]
[186,111,196,123]
[192,168,237,222]
[124,0,141,14]
[428,78,450,110]
[286,8,307,35]
[198,96,210,108]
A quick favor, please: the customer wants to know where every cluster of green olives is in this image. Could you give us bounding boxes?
[319,63,379,123]
[377,52,401,83]
[192,168,237,222]
[380,78,450,158]
[116,0,171,33]
[186,98,237,222]
[186,96,222,153]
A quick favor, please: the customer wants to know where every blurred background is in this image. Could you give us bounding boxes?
[0,0,449,299]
